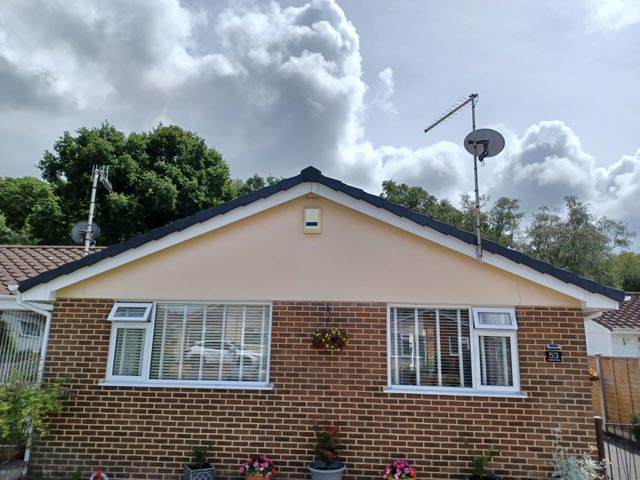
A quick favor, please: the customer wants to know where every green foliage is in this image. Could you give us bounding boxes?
[231,174,282,197]
[551,427,603,480]
[0,177,63,244]
[382,181,638,286]
[190,445,211,468]
[630,412,640,444]
[525,196,634,284]
[610,252,640,291]
[381,180,464,227]
[381,180,524,248]
[0,370,73,461]
[462,437,497,479]
[38,122,234,244]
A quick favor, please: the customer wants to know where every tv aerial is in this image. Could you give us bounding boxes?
[70,165,113,256]
[424,94,504,262]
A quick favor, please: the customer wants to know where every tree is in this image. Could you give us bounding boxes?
[381,180,463,226]
[380,180,524,248]
[610,252,640,291]
[38,123,234,245]
[525,196,635,283]
[0,177,64,244]
[231,174,282,197]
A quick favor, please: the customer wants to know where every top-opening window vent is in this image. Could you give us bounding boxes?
[108,302,153,322]
[472,307,517,330]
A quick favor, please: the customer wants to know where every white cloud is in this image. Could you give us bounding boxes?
[587,0,640,31]
[0,0,638,240]
[488,121,640,237]
[371,67,397,114]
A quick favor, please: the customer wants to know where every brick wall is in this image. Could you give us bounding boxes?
[29,301,594,480]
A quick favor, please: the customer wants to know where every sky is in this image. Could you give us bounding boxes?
[0,0,639,244]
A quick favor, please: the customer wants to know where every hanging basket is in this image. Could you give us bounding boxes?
[312,328,349,351]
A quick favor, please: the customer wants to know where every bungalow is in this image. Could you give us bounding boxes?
[13,167,623,480]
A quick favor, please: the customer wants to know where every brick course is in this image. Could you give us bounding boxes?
[29,300,594,480]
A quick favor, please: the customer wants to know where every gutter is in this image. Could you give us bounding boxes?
[7,284,54,475]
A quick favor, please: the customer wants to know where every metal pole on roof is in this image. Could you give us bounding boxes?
[470,94,483,263]
[83,165,112,256]
[424,93,483,262]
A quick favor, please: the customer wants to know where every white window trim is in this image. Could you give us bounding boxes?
[471,329,520,393]
[106,320,152,382]
[387,304,522,396]
[108,302,153,322]
[471,307,517,330]
[105,301,273,388]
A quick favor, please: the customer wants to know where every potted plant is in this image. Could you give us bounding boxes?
[0,370,73,479]
[184,445,215,480]
[462,438,498,480]
[382,459,417,480]
[240,454,277,480]
[311,328,349,351]
[308,424,346,480]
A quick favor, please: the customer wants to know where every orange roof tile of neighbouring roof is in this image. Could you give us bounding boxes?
[593,292,640,331]
[0,245,105,295]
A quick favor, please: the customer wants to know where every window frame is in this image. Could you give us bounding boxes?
[387,304,521,396]
[107,302,153,322]
[471,307,517,330]
[105,301,273,388]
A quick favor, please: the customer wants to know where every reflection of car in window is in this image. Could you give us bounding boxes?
[185,340,261,369]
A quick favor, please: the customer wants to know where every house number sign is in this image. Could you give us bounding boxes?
[545,351,562,362]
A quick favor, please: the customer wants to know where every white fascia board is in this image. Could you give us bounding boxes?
[22,181,621,310]
[611,328,640,334]
[0,297,25,310]
[316,185,619,311]
[21,184,316,302]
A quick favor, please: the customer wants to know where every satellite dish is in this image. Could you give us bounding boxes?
[70,220,101,244]
[464,128,505,161]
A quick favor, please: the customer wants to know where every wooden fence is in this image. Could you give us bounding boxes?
[589,355,640,423]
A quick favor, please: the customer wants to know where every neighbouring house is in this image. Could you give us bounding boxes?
[12,167,624,480]
[585,292,640,423]
[0,246,103,381]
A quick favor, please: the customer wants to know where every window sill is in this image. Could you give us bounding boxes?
[99,380,274,390]
[384,386,528,398]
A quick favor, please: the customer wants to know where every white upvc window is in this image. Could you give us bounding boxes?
[106,302,272,388]
[108,302,153,321]
[388,305,520,395]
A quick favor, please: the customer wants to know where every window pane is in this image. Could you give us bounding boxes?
[150,303,268,382]
[390,307,471,389]
[390,308,417,385]
[479,336,513,387]
[436,309,472,388]
[0,310,45,382]
[113,328,145,376]
[477,311,512,326]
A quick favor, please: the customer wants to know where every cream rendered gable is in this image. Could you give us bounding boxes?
[59,196,578,307]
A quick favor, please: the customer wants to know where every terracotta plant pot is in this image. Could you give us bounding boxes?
[246,473,274,480]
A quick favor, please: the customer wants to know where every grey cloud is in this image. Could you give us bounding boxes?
[489,121,595,211]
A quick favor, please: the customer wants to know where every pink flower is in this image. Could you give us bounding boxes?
[239,467,245,473]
